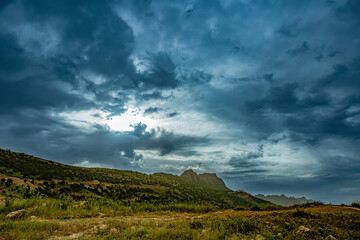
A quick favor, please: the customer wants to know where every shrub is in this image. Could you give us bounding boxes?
[234,207,245,210]
[351,202,360,208]
[250,206,261,211]
[190,221,203,229]
[262,205,283,211]
[5,195,14,210]
[292,209,315,218]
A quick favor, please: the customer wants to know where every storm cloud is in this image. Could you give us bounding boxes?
[0,0,359,204]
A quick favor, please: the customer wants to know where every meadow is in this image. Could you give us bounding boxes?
[1,199,359,240]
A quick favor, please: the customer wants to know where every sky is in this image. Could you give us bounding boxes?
[0,0,359,204]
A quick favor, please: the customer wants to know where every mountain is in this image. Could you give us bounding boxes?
[0,148,270,210]
[255,194,314,207]
[180,169,228,190]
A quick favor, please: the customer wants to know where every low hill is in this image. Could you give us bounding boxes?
[255,194,314,207]
[0,148,270,211]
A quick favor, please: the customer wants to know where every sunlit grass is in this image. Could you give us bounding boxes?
[1,205,359,240]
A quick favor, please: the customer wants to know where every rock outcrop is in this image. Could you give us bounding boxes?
[296,226,310,234]
[5,209,26,219]
[180,169,228,190]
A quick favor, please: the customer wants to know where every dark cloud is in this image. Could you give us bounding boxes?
[277,19,301,38]
[140,90,168,100]
[166,112,179,118]
[22,0,135,78]
[318,155,360,181]
[220,169,269,180]
[0,32,30,76]
[177,69,212,85]
[245,83,300,114]
[0,31,92,114]
[316,61,360,92]
[328,50,341,57]
[1,0,360,203]
[0,0,11,9]
[263,73,274,83]
[222,174,360,204]
[0,0,209,170]
[222,153,360,204]
[0,113,209,169]
[287,41,310,57]
[138,128,210,156]
[144,107,162,115]
[136,52,178,89]
[335,0,360,23]
[0,0,136,121]
[228,144,264,169]
[145,159,206,174]
[0,78,87,114]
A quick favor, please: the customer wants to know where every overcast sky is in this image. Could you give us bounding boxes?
[1,0,359,204]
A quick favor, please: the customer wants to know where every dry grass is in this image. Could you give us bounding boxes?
[1,205,359,240]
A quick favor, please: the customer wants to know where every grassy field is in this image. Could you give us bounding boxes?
[1,204,359,239]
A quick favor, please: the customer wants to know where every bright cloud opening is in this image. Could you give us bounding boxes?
[106,108,157,132]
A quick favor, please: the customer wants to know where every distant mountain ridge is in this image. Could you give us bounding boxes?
[255,194,314,206]
[180,169,228,190]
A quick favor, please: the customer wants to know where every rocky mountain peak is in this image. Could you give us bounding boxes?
[180,169,228,190]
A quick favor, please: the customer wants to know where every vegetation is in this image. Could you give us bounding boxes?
[1,148,359,239]
[350,201,360,209]
[0,148,269,211]
[0,203,359,239]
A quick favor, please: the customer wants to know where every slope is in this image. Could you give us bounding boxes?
[0,148,270,211]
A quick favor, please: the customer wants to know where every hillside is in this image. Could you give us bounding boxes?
[255,194,314,207]
[0,148,269,211]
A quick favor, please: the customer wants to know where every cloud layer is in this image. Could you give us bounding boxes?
[1,0,359,203]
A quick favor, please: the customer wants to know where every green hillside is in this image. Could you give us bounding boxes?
[0,148,270,212]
